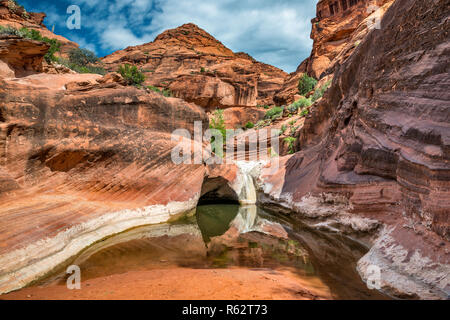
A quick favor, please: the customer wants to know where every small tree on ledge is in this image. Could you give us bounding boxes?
[118,64,145,86]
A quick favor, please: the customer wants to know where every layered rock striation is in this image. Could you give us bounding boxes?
[0,34,210,293]
[274,0,394,105]
[102,23,288,110]
[261,0,449,299]
[0,0,78,56]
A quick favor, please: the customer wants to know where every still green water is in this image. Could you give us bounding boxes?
[35,204,389,299]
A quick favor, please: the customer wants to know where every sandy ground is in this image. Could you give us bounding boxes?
[2,267,332,300]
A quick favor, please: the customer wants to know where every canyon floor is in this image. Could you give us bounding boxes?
[2,268,332,300]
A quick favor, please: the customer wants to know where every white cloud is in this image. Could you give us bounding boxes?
[22,0,318,72]
[143,0,317,72]
[100,25,154,50]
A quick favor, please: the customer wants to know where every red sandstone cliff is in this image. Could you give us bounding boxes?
[261,0,449,299]
[102,23,288,111]
[0,16,210,293]
[274,0,394,105]
[0,0,78,57]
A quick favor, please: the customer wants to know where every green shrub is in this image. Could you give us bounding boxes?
[162,89,172,97]
[245,121,254,129]
[200,67,205,73]
[300,109,309,117]
[265,106,283,120]
[210,109,226,138]
[0,25,21,36]
[311,79,332,102]
[284,137,297,154]
[69,48,100,66]
[43,37,61,62]
[287,97,312,113]
[118,64,145,86]
[147,85,161,93]
[280,124,287,135]
[147,85,172,97]
[298,74,317,96]
[7,0,21,12]
[17,27,60,62]
[17,27,41,40]
[209,109,226,156]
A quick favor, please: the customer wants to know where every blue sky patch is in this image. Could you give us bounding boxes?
[18,0,317,72]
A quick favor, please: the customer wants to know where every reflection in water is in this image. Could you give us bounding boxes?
[196,204,239,243]
[232,205,258,233]
[196,204,271,243]
[35,204,388,300]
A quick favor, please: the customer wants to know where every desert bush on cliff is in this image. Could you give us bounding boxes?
[118,64,146,86]
[298,74,317,96]
[7,0,22,13]
[245,121,255,129]
[0,25,21,36]
[311,79,332,102]
[147,85,173,97]
[283,137,297,154]
[265,106,283,120]
[52,48,105,75]
[209,109,226,157]
[69,48,100,66]
[287,97,312,113]
[21,29,61,63]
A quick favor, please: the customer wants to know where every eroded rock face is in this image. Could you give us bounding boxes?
[102,23,288,110]
[261,0,449,299]
[0,47,210,293]
[274,0,394,105]
[221,107,266,129]
[307,0,394,79]
[0,0,78,57]
[0,35,49,77]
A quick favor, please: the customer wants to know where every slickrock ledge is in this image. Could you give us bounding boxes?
[0,195,199,294]
[0,32,211,292]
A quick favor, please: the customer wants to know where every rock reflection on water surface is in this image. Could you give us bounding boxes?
[34,204,388,299]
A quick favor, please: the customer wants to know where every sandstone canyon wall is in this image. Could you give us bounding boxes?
[261,0,449,299]
[274,0,394,105]
[0,34,211,293]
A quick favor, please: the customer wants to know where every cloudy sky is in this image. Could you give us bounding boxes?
[19,0,317,72]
